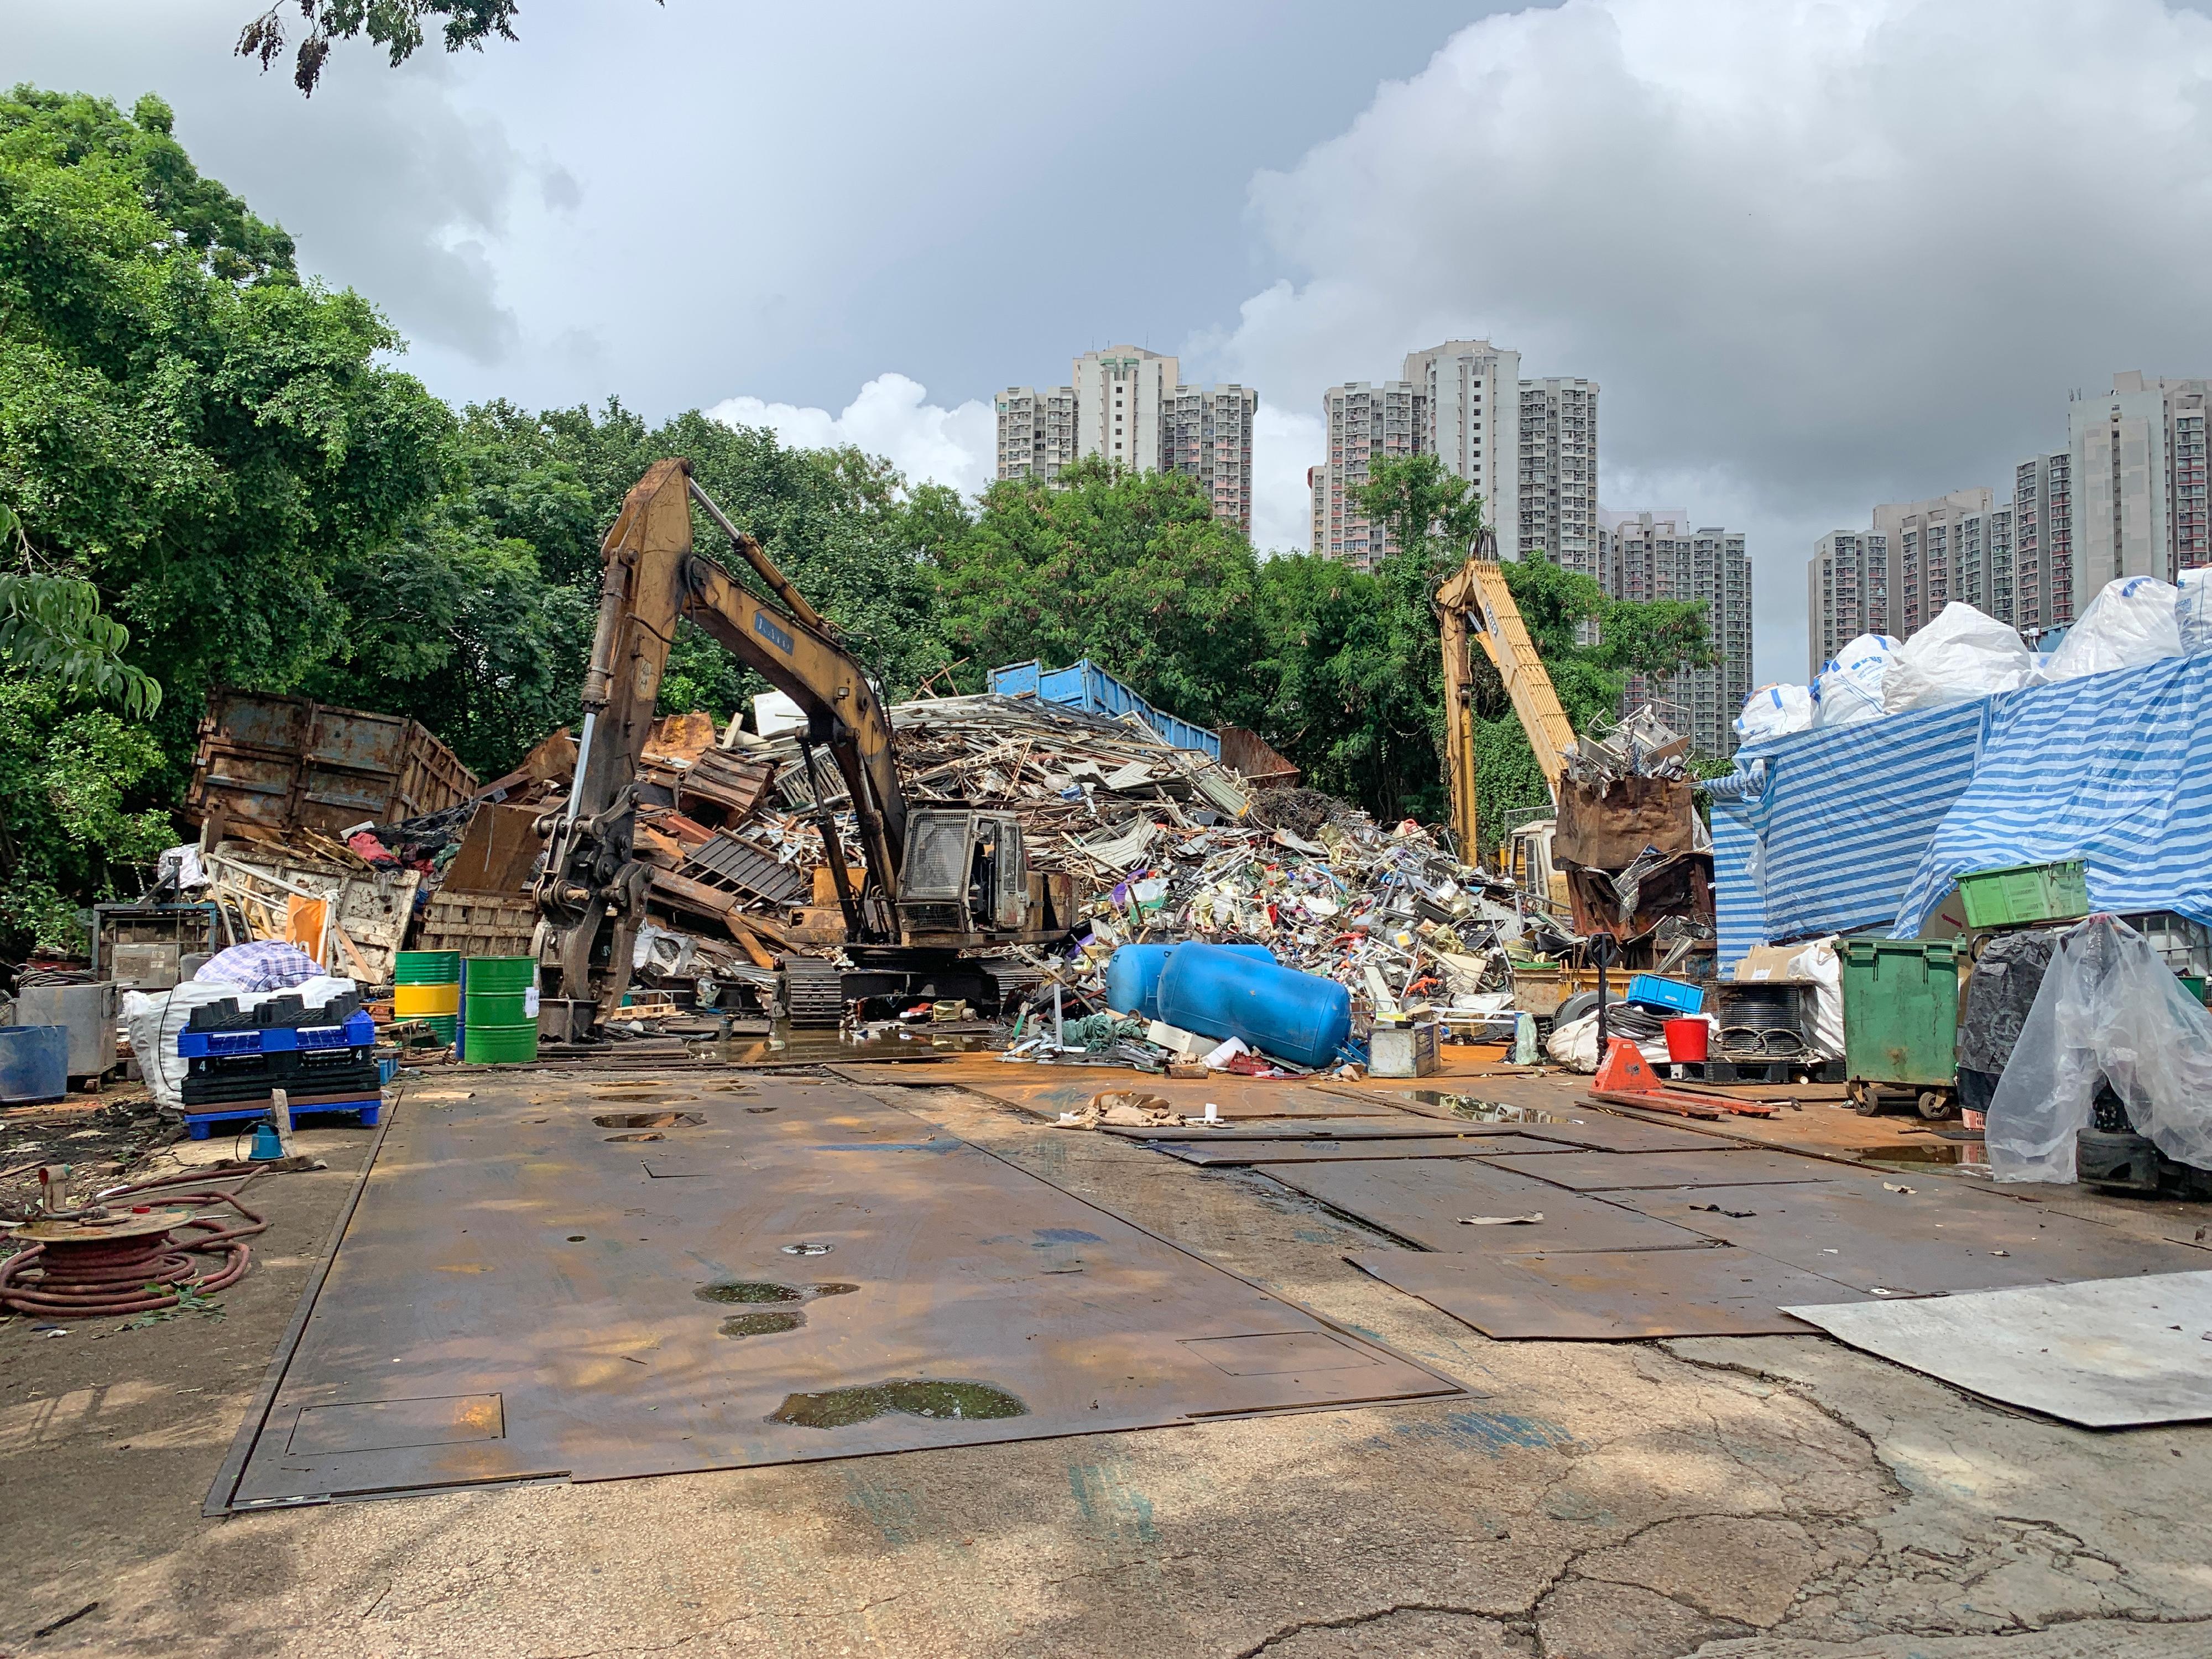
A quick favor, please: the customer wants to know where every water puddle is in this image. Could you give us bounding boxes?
[593,1112,705,1129]
[1410,1093,1563,1126]
[720,1310,806,1339]
[1856,1140,1989,1167]
[769,1379,1028,1430]
[695,1281,804,1304]
[809,1282,860,1296]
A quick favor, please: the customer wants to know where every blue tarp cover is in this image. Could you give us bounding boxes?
[1892,652,2212,936]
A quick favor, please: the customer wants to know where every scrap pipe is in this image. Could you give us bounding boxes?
[0,1185,267,1318]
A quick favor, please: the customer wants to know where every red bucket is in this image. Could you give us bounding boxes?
[1663,1017,1709,1063]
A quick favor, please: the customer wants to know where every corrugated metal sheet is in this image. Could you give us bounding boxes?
[987,659,1223,759]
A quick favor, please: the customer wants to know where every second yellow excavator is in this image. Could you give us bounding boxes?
[1435,527,1579,903]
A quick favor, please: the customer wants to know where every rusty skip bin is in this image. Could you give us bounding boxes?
[184,690,479,838]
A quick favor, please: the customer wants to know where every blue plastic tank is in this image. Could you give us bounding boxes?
[0,1025,69,1104]
[1104,942,1274,1022]
[1156,945,1352,1070]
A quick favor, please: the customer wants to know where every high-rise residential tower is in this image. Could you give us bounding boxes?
[1806,530,1893,677]
[1404,339,1520,554]
[1873,488,1993,638]
[2066,371,2212,592]
[1604,510,1753,759]
[2013,450,2074,635]
[1309,380,1425,570]
[1519,378,1601,578]
[994,345,1257,533]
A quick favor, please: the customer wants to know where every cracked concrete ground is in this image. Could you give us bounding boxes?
[3,1077,2208,1659]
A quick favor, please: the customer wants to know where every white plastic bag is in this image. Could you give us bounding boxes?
[1984,918,2212,1183]
[2177,567,2212,653]
[1811,634,1897,727]
[1782,938,1845,1058]
[1882,603,2038,712]
[2040,576,2182,682]
[1735,682,1815,743]
[1545,1011,1671,1073]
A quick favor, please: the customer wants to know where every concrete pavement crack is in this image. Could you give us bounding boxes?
[1227,1601,1509,1658]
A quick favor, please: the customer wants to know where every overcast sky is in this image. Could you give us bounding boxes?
[15,0,2212,683]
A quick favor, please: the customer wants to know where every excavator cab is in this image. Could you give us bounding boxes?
[895,810,1030,942]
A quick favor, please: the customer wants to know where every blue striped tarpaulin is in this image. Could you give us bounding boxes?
[1722,700,1988,944]
[1706,793,1766,975]
[1893,653,2212,936]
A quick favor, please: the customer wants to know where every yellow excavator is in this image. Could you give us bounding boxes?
[535,458,1078,1030]
[1435,528,1578,909]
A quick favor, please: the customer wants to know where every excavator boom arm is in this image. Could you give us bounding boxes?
[540,457,906,1018]
[1436,534,1580,854]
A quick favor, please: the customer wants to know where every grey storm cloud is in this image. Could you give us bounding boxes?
[1207,0,2212,673]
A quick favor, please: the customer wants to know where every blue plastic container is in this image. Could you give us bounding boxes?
[1156,944,1352,1070]
[1624,973,1705,1016]
[0,1024,70,1104]
[1105,942,1276,1022]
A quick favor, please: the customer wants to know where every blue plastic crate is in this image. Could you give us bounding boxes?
[181,1096,382,1139]
[1624,973,1705,1016]
[178,1009,375,1058]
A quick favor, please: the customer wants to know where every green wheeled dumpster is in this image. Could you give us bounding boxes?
[1839,937,1960,1119]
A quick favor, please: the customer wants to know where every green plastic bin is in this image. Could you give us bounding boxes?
[463,1022,539,1064]
[1954,859,2088,929]
[1839,938,1960,1088]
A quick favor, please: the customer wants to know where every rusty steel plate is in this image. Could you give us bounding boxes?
[1608,1178,2211,1296]
[1472,1148,1838,1192]
[1099,1116,1505,1142]
[1347,1247,1871,1340]
[1147,1133,1569,1167]
[1505,1118,1732,1155]
[971,1077,1399,1121]
[209,1076,1463,1510]
[1262,1160,1718,1255]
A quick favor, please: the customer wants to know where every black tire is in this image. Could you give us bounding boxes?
[1916,1090,1955,1121]
[1849,1080,1884,1117]
[1554,988,1626,1027]
[784,959,845,1029]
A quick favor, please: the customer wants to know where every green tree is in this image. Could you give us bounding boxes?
[929,458,1268,729]
[0,86,456,774]
[237,1,524,96]
[1350,453,1485,568]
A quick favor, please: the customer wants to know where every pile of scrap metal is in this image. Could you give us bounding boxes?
[1550,706,1715,975]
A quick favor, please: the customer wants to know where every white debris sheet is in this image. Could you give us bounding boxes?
[1783,1271,2212,1428]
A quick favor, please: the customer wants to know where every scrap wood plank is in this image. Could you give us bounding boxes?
[1587,1088,1727,1120]
[1349,1246,1873,1340]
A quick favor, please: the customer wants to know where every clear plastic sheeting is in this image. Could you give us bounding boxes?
[1985,917,2212,1185]
[2042,577,2182,683]
[1811,634,1897,728]
[1883,603,2039,712]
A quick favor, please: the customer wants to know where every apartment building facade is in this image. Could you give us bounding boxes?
[2013,450,2073,634]
[2066,372,2212,594]
[1604,511,1754,759]
[1519,378,1601,578]
[995,345,1258,533]
[1309,380,1425,570]
[1873,488,1992,638]
[1407,339,1520,556]
[1806,530,1892,677]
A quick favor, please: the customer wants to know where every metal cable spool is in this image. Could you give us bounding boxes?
[1715,982,1807,1058]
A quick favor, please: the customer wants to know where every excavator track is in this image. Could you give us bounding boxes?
[784,958,846,1029]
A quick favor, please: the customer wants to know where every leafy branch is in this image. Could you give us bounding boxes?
[0,510,161,718]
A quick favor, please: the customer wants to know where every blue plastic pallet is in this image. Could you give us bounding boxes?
[178,1010,376,1058]
[181,1097,382,1139]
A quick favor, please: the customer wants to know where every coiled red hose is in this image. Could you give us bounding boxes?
[0,1178,268,1318]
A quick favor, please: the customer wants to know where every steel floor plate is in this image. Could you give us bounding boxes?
[1147,1133,1568,1166]
[1099,1117,1501,1142]
[1262,1160,1718,1255]
[1609,1179,2211,1296]
[1348,1247,1873,1339]
[972,1077,1398,1121]
[1473,1148,1839,1192]
[209,1076,1462,1510]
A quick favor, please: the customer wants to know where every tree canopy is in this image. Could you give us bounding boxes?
[238,1,524,96]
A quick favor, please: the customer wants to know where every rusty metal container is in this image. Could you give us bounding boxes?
[184,690,478,836]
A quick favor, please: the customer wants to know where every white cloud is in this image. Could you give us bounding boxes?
[706,374,997,498]
[1251,403,1324,555]
[1212,0,2212,676]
